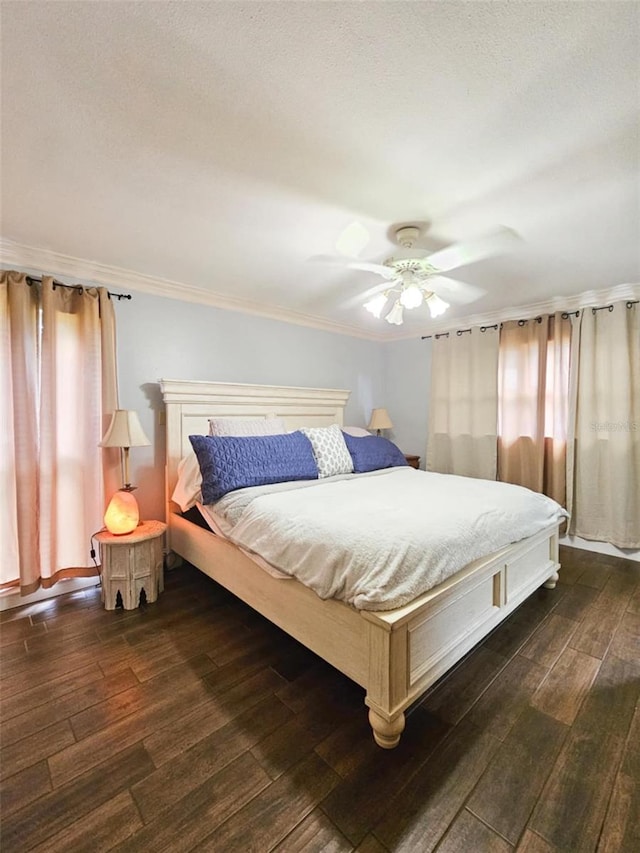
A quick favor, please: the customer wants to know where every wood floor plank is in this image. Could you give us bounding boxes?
[530,727,625,851]
[252,709,356,782]
[373,717,501,853]
[0,759,52,818]
[466,706,568,845]
[551,582,599,621]
[572,653,640,739]
[0,745,154,851]
[274,808,353,852]
[355,835,389,853]
[556,546,587,585]
[420,646,507,725]
[275,660,359,714]
[145,666,287,767]
[484,610,548,660]
[0,640,28,665]
[130,695,293,823]
[598,771,640,853]
[0,616,47,646]
[520,612,578,669]
[68,654,215,741]
[434,808,511,853]
[24,629,104,657]
[196,753,340,852]
[0,663,104,722]
[515,829,556,851]
[627,584,640,615]
[110,752,271,853]
[1,546,635,853]
[321,708,452,846]
[0,718,76,782]
[575,560,612,590]
[30,790,143,853]
[314,710,381,779]
[531,646,600,725]
[569,577,635,659]
[530,645,633,853]
[608,610,640,664]
[48,675,222,788]
[1,667,138,748]
[466,653,547,740]
[598,704,640,853]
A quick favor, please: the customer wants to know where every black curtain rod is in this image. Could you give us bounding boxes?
[422,323,498,340]
[421,300,638,340]
[25,275,132,301]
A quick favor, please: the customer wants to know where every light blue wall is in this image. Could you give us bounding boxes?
[383,337,432,467]
[115,292,387,519]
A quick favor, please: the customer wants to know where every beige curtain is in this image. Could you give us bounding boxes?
[427,326,499,479]
[497,313,572,505]
[0,272,40,590]
[571,302,639,548]
[0,272,119,593]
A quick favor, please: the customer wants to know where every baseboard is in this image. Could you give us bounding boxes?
[0,577,100,612]
[560,534,640,562]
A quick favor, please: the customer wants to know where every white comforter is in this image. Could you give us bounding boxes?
[207,468,567,611]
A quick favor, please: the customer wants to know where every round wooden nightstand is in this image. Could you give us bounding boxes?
[95,520,166,610]
[404,454,420,469]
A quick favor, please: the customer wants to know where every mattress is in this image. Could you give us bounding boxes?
[200,468,567,611]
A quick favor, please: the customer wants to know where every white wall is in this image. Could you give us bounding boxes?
[114,292,385,520]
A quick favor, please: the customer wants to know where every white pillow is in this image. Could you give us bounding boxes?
[209,415,286,436]
[300,424,354,478]
[171,453,202,512]
[342,425,371,437]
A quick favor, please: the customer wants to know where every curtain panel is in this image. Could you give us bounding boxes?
[497,312,573,506]
[0,272,119,593]
[571,302,639,548]
[427,327,499,480]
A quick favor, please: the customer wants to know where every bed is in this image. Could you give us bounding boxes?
[160,378,561,748]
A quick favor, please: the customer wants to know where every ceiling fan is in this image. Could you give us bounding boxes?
[317,223,521,325]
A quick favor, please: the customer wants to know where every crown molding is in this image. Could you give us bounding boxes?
[384,281,640,341]
[3,238,637,345]
[0,238,388,342]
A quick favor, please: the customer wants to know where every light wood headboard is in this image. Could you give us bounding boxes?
[160,379,351,520]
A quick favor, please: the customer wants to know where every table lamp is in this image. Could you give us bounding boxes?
[368,408,393,436]
[100,409,151,534]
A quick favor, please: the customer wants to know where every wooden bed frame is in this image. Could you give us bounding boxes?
[160,379,560,748]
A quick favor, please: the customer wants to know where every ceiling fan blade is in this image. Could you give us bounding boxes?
[341,278,399,311]
[424,227,521,273]
[347,261,397,279]
[335,221,371,257]
[308,253,351,266]
[426,275,487,305]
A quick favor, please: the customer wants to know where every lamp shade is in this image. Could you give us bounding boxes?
[368,408,393,431]
[100,410,150,448]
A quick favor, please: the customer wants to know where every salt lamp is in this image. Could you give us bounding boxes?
[104,489,139,535]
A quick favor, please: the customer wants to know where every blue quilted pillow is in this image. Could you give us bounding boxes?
[342,432,409,473]
[189,431,318,504]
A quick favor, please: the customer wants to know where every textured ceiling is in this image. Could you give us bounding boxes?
[1,1,639,338]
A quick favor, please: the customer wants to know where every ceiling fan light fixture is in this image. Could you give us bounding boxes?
[399,283,423,310]
[364,293,389,318]
[426,292,449,318]
[385,300,404,326]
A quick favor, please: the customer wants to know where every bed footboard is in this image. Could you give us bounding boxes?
[362,523,560,747]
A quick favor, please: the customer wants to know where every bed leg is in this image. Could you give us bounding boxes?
[543,570,560,589]
[368,709,405,749]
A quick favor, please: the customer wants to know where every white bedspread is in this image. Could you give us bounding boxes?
[207,468,567,611]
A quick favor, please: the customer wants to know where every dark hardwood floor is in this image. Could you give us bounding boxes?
[1,545,638,852]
